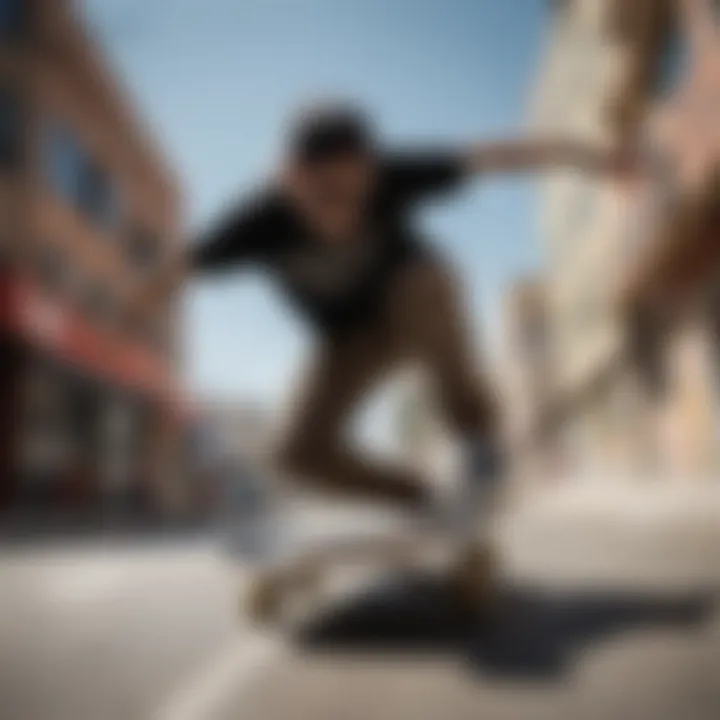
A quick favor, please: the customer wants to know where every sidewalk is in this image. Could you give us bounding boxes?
[513,477,720,523]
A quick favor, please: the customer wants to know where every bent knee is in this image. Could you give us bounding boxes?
[389,254,464,341]
[443,385,500,437]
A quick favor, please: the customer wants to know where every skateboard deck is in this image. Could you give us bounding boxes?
[232,505,499,626]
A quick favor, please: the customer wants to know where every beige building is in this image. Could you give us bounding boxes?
[529,0,645,479]
[501,277,557,481]
[525,0,720,481]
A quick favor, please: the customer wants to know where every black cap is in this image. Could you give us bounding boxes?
[287,102,376,163]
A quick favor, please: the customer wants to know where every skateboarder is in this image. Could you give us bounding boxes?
[136,103,638,529]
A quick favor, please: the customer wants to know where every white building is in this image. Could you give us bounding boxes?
[528,0,659,479]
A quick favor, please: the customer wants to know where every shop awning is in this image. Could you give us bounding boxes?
[0,273,178,402]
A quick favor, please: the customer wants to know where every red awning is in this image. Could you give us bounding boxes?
[0,273,177,400]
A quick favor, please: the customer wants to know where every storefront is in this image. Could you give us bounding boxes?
[15,353,159,509]
[0,271,182,512]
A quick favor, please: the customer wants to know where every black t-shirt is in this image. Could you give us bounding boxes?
[191,152,467,336]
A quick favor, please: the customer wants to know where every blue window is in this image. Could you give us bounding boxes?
[44,119,121,233]
[0,0,25,37]
[44,121,83,205]
[653,25,690,99]
[81,159,121,232]
[0,87,20,168]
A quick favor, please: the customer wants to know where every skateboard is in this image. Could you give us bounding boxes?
[238,512,500,626]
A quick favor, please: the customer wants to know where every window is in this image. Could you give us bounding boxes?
[0,87,21,169]
[44,121,83,205]
[0,0,25,37]
[44,119,121,233]
[80,159,120,232]
[652,24,690,99]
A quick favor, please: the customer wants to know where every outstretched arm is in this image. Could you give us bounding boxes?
[127,188,282,317]
[461,137,638,176]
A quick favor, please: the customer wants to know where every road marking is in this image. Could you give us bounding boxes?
[152,633,282,720]
[39,556,163,607]
[46,565,132,606]
[32,548,219,609]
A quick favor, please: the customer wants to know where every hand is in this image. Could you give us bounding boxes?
[599,142,645,180]
[605,141,675,183]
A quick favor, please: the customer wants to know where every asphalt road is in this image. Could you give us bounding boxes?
[1,492,719,720]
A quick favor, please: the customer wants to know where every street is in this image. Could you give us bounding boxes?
[1,488,719,720]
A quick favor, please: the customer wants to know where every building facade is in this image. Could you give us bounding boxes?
[529,0,646,479]
[615,0,720,481]
[501,277,558,482]
[527,0,720,482]
[0,0,187,512]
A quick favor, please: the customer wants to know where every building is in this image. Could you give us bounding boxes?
[527,0,720,481]
[0,1,186,512]
[501,277,558,481]
[613,0,720,480]
[529,0,647,479]
[186,400,279,514]
[198,400,275,467]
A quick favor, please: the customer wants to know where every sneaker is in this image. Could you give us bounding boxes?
[448,438,505,538]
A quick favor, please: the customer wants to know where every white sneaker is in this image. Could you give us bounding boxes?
[435,439,505,539]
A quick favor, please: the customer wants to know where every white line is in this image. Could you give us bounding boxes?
[47,566,131,606]
[152,633,282,720]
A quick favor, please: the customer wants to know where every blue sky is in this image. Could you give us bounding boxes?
[82,0,547,408]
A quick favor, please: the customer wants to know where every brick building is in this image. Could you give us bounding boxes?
[0,0,187,512]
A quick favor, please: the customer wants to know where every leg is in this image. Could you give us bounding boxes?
[276,326,429,508]
[386,251,499,442]
[386,253,503,610]
[388,252,506,527]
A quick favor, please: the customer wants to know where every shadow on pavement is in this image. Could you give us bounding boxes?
[297,573,716,681]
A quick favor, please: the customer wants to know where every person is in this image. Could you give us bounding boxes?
[134,103,638,531]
